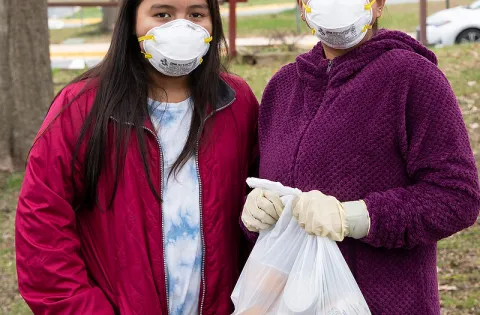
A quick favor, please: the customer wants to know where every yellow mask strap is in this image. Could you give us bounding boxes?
[138,34,155,42]
[204,36,213,43]
[141,51,152,59]
[361,24,373,33]
[364,0,376,10]
[302,1,312,13]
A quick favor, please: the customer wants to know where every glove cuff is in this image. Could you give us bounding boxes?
[342,200,370,239]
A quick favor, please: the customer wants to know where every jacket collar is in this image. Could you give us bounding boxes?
[110,77,236,128]
[215,77,236,112]
[296,30,437,88]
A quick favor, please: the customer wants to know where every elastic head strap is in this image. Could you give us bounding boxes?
[138,34,155,42]
[141,51,152,59]
[302,1,312,13]
[364,0,376,10]
[361,24,373,33]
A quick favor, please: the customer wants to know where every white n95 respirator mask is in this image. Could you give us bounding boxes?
[138,19,213,77]
[303,0,376,49]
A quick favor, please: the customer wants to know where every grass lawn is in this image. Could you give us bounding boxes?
[223,8,309,37]
[1,43,479,314]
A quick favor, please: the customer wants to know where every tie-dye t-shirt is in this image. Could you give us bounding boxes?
[148,98,201,315]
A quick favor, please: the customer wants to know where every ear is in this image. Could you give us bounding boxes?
[297,0,306,21]
[374,0,386,18]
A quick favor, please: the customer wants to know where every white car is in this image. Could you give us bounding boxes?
[417,0,480,46]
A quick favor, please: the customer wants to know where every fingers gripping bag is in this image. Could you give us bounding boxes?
[231,178,371,315]
[231,178,305,314]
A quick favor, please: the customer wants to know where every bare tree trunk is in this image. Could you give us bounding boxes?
[101,0,119,32]
[0,0,14,172]
[0,0,53,171]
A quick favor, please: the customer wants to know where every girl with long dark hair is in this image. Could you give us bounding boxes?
[16,0,259,314]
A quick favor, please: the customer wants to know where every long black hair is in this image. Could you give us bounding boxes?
[46,0,228,211]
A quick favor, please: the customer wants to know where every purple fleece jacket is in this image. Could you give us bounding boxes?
[253,30,480,314]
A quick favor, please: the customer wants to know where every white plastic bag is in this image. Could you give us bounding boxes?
[232,178,371,315]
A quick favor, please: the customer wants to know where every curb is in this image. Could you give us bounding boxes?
[60,18,102,25]
[51,51,107,58]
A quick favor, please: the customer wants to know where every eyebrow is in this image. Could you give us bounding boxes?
[188,4,209,10]
[150,4,174,10]
[150,4,209,10]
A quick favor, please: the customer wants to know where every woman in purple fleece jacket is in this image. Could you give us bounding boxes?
[240,0,480,313]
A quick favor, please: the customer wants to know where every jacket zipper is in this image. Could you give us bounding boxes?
[111,94,236,314]
[327,60,334,73]
[142,126,169,314]
[196,98,236,315]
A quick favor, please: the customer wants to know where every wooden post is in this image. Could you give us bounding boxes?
[419,0,427,45]
[229,0,237,57]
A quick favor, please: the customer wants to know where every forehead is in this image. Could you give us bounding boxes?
[140,0,209,9]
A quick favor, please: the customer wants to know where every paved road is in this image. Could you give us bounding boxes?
[48,6,85,29]
[48,7,78,19]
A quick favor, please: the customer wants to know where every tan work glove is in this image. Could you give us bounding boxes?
[292,191,370,241]
[242,188,284,232]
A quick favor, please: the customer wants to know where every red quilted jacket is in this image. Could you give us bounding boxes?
[15,74,259,315]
